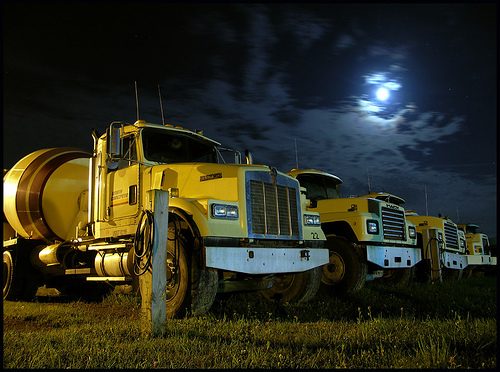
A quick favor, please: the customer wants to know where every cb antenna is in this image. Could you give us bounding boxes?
[294,139,299,169]
[425,184,429,216]
[134,81,140,121]
[158,84,165,126]
[367,168,371,194]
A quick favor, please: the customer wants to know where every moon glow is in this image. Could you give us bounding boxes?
[376,87,389,101]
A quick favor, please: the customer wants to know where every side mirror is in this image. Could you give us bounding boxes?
[106,122,124,169]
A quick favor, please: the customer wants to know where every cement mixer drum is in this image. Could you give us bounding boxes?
[3,147,91,243]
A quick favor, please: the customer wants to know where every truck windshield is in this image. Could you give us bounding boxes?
[465,225,479,234]
[296,174,341,200]
[142,129,218,163]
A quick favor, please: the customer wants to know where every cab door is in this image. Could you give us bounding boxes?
[104,135,141,236]
[107,164,139,220]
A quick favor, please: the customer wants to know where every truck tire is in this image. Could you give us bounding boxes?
[259,266,322,303]
[376,267,416,287]
[4,251,22,300]
[413,259,433,283]
[165,226,217,318]
[3,250,40,301]
[320,236,367,295]
[463,266,475,279]
[190,259,218,317]
[441,268,463,280]
[472,269,485,278]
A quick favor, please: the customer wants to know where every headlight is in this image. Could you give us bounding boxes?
[211,204,239,219]
[437,232,444,248]
[304,214,321,226]
[367,220,379,234]
[460,239,466,249]
[408,226,416,239]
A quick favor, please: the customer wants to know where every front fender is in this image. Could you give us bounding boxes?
[168,197,247,238]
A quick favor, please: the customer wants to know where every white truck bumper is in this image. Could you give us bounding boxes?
[366,246,422,268]
[441,251,468,269]
[466,254,496,266]
[205,246,329,274]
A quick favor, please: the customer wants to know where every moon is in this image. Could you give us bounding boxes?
[376,87,389,101]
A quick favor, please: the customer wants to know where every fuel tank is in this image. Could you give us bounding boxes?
[3,147,90,243]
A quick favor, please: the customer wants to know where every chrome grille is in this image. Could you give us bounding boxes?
[444,222,459,250]
[249,179,300,238]
[381,207,406,240]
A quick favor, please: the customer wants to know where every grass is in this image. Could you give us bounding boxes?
[3,276,497,369]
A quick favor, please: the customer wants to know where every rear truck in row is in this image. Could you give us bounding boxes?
[458,223,497,277]
[287,169,421,295]
[362,192,470,282]
[404,211,467,282]
[3,120,328,317]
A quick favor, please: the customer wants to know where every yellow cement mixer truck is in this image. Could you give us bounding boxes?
[3,120,328,317]
[287,169,420,294]
[362,192,468,282]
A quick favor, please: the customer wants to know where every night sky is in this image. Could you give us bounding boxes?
[3,4,497,237]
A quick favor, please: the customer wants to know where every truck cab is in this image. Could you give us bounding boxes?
[405,210,467,281]
[458,223,497,276]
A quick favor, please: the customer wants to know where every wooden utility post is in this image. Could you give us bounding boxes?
[422,228,443,283]
[140,190,169,335]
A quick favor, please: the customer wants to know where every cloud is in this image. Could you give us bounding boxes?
[282,8,331,52]
[335,34,357,52]
[182,82,494,232]
[363,72,402,92]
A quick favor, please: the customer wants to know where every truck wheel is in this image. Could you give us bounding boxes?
[4,251,22,300]
[259,266,322,303]
[376,267,416,287]
[463,266,474,279]
[413,259,432,283]
[190,253,218,317]
[320,237,367,295]
[3,250,40,301]
[441,268,463,280]
[165,226,218,318]
[472,269,485,278]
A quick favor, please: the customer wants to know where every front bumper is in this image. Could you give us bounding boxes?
[205,246,329,274]
[466,254,496,266]
[366,246,422,268]
[441,251,468,269]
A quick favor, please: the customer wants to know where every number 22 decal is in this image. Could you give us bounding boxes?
[311,232,320,239]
